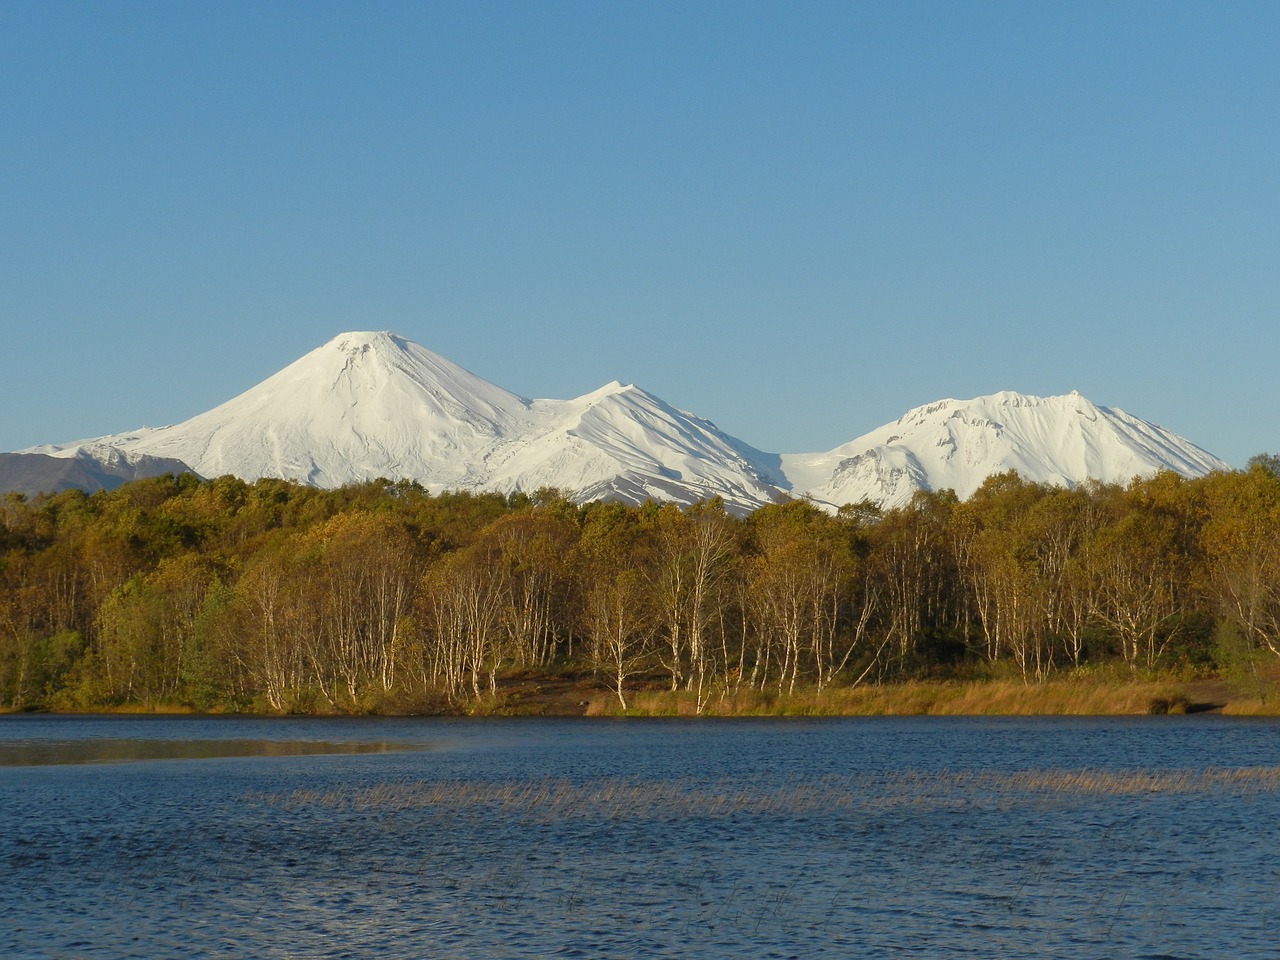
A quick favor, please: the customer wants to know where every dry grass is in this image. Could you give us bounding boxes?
[97,702,202,715]
[584,677,1200,717]
[249,765,1280,821]
[1220,698,1280,716]
[1217,661,1280,715]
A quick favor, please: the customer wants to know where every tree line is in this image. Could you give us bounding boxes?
[2,457,1278,713]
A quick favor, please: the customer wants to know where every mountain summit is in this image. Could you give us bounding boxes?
[781,390,1230,509]
[71,331,537,488]
[27,332,785,512]
[19,332,1230,510]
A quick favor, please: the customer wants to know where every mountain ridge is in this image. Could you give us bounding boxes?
[0,447,197,499]
[780,389,1229,509]
[13,330,1231,510]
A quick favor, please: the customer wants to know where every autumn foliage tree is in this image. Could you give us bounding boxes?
[3,459,1280,712]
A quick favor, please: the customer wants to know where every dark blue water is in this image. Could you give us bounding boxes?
[2,715,1278,959]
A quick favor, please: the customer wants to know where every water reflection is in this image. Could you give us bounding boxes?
[0,737,427,766]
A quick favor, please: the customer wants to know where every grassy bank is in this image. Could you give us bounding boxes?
[577,676,1277,718]
[11,669,1279,718]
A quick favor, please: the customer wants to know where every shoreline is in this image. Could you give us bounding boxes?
[5,675,1277,719]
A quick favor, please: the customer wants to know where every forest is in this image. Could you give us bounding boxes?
[2,457,1279,714]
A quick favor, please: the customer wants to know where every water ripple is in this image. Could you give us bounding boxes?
[2,716,1279,959]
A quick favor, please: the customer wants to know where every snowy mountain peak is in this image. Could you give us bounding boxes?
[780,390,1230,510]
[331,329,401,347]
[22,333,785,513]
[311,330,533,414]
[325,329,403,355]
[14,338,1229,514]
[30,331,537,489]
[573,380,636,404]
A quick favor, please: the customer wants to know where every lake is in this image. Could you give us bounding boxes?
[2,714,1278,959]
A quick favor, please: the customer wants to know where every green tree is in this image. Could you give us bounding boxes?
[578,501,656,709]
[1200,464,1280,660]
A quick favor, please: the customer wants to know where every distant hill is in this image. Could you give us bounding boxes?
[0,446,197,498]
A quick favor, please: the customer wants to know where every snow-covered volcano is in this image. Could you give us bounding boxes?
[20,332,1230,511]
[27,331,785,513]
[57,331,538,488]
[780,390,1230,510]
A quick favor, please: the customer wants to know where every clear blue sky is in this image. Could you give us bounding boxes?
[3,1,1276,465]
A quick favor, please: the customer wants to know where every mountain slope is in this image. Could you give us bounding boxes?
[491,381,786,508]
[780,390,1231,509]
[17,334,1231,511]
[34,332,537,490]
[0,447,197,498]
[25,332,785,512]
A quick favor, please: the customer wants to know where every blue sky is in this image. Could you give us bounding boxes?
[2,1,1276,465]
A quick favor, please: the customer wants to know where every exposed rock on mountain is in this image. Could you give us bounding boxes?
[0,446,197,498]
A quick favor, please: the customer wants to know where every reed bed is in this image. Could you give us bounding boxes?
[1221,698,1280,716]
[588,678,1197,717]
[250,766,1280,821]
